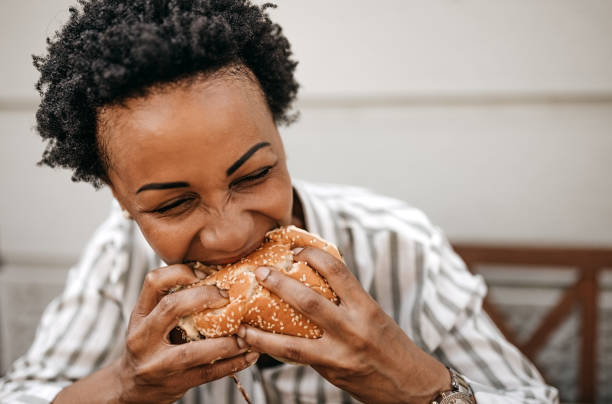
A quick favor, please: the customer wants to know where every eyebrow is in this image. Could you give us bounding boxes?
[226,141,271,177]
[136,181,189,194]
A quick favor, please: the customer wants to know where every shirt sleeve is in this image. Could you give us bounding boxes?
[412,226,559,403]
[0,203,137,404]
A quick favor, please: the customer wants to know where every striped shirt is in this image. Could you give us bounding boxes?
[0,180,559,403]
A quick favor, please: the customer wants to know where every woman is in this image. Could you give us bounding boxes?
[0,1,557,403]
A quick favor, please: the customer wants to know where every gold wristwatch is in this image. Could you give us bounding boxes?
[431,367,476,404]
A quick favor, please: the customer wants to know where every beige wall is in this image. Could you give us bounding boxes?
[1,0,611,269]
[2,2,612,396]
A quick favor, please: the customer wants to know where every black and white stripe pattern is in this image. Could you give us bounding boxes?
[0,182,558,403]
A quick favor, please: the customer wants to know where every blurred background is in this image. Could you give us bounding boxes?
[0,0,611,402]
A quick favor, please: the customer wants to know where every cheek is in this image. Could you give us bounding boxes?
[255,171,293,224]
[136,218,196,264]
[230,179,293,230]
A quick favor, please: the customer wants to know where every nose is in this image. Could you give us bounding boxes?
[198,209,255,256]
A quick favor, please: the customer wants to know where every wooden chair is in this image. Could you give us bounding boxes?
[452,244,612,403]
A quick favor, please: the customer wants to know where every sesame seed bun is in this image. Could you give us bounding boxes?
[176,226,341,341]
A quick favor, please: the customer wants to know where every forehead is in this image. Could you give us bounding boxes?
[98,74,279,185]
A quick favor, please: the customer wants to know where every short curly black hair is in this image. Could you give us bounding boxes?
[33,0,299,188]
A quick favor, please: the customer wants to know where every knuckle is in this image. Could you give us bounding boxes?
[125,335,139,354]
[176,345,190,364]
[301,246,320,262]
[351,333,370,352]
[348,356,372,377]
[303,246,318,255]
[209,339,235,359]
[157,294,177,318]
[199,365,215,382]
[125,328,144,355]
[197,284,215,295]
[306,247,347,276]
[133,362,153,381]
[143,270,162,290]
[328,259,346,277]
[223,338,241,356]
[342,317,371,351]
[363,305,389,337]
[362,301,382,323]
[283,345,304,363]
[300,294,322,313]
[200,285,223,301]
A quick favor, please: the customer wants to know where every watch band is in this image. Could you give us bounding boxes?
[431,367,477,404]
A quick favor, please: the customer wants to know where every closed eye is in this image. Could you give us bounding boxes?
[230,165,274,188]
[152,198,193,214]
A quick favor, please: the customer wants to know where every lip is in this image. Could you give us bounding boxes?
[205,254,248,265]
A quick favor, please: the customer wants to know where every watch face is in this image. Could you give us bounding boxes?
[439,391,476,404]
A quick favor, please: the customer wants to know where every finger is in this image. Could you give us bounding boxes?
[149,336,248,372]
[239,325,319,365]
[294,247,366,304]
[133,264,200,319]
[156,351,259,394]
[180,351,260,388]
[254,267,344,332]
[148,284,229,337]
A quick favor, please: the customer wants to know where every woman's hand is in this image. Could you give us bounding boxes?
[55,264,259,404]
[115,264,259,403]
[239,247,450,404]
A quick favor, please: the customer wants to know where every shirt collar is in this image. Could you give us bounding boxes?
[291,179,339,247]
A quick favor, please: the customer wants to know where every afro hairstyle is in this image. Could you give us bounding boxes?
[33,0,299,187]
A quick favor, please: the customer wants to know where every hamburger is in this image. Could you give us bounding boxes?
[173,225,341,342]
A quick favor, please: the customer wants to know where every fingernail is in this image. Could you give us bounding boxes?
[245,352,259,364]
[292,247,304,255]
[194,269,207,279]
[255,267,271,281]
[236,336,248,349]
[218,289,229,298]
[237,325,246,339]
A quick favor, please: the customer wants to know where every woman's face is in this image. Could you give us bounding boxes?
[100,73,294,265]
